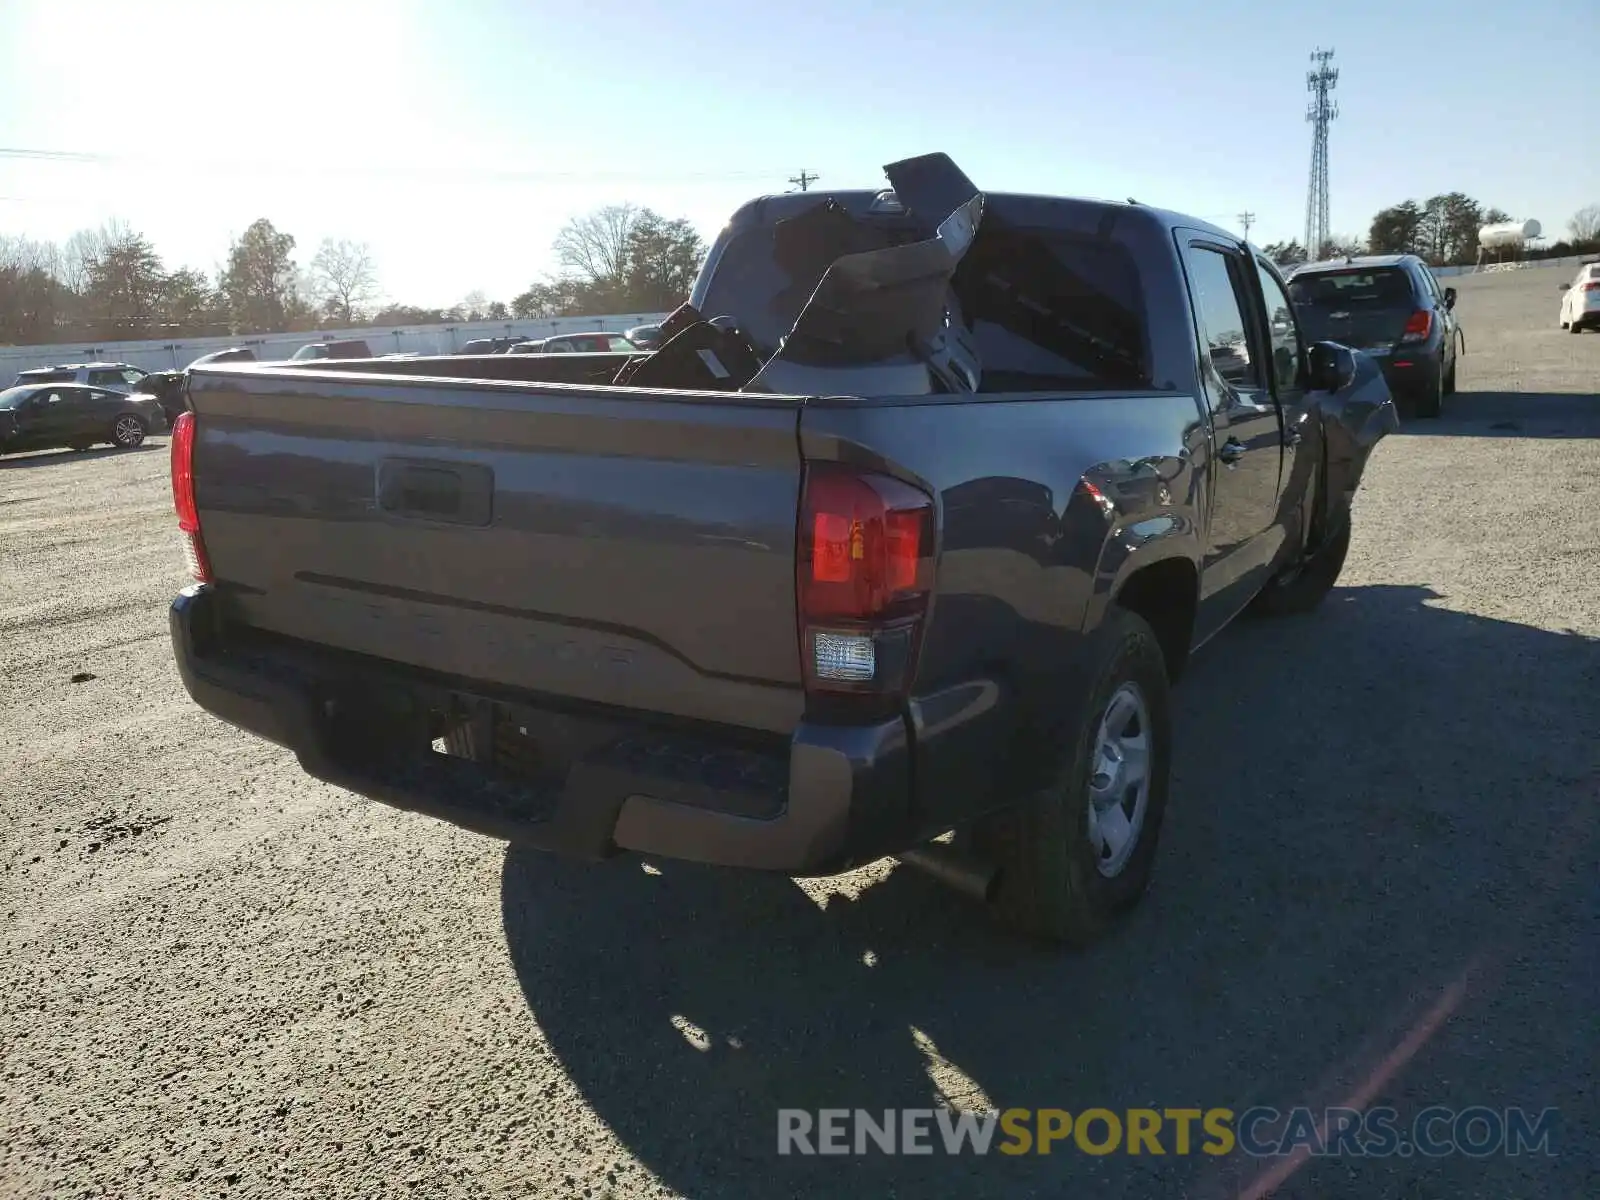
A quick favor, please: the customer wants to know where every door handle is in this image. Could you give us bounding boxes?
[1218,438,1245,464]
[1285,428,1302,447]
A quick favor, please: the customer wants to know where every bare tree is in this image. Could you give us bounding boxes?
[553,204,638,288]
[309,238,378,324]
[61,226,111,294]
[1570,204,1600,244]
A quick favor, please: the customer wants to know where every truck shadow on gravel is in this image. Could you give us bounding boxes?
[499,585,1598,1200]
[1396,390,1600,438]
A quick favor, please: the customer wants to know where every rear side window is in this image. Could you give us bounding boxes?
[1180,244,1264,397]
[954,227,1151,393]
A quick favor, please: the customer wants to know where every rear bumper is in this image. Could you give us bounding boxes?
[170,585,935,875]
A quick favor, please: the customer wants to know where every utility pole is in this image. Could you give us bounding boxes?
[1304,47,1339,258]
[1238,211,1256,242]
[787,170,819,193]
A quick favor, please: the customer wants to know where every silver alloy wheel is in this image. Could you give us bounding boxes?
[1086,681,1151,878]
[113,416,145,447]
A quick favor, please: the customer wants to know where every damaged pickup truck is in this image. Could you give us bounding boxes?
[167,153,1396,944]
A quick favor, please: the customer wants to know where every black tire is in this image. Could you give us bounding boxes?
[1412,372,1443,418]
[111,414,147,448]
[972,608,1172,946]
[1443,360,1457,396]
[1569,321,1583,335]
[1250,519,1352,617]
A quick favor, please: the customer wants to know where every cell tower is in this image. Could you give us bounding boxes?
[1304,48,1338,258]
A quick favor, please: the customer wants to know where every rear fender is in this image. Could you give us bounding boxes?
[1081,508,1203,643]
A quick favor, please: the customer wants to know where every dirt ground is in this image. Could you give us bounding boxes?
[2,265,1597,1199]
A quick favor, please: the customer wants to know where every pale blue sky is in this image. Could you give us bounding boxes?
[1,0,1594,309]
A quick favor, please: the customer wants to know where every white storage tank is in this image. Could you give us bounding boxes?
[1478,219,1541,248]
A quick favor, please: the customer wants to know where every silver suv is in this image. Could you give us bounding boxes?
[13,361,150,393]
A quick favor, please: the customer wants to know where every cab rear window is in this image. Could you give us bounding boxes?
[698,217,1150,394]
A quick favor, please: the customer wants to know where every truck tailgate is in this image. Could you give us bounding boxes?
[187,368,806,734]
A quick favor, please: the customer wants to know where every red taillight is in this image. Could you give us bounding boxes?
[170,412,212,583]
[1400,310,1433,343]
[1584,281,1600,293]
[797,462,934,697]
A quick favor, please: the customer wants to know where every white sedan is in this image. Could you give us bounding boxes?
[1558,262,1600,332]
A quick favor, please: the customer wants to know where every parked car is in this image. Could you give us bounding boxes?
[0,383,166,455]
[531,332,640,354]
[134,370,189,426]
[459,337,527,355]
[166,152,1396,945]
[187,348,258,368]
[1558,260,1600,332]
[12,361,149,393]
[289,339,374,361]
[1285,254,1458,417]
[625,323,664,349]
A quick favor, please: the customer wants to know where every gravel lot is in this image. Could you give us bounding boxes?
[3,267,1597,1200]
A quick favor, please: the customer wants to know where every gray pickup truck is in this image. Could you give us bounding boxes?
[167,154,1396,944]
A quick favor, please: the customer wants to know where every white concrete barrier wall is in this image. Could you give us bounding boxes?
[1,312,671,380]
[1432,253,1592,279]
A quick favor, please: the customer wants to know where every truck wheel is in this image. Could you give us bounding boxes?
[1249,519,1352,617]
[973,608,1172,946]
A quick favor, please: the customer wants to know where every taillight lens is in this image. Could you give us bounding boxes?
[1584,281,1600,293]
[1400,310,1433,343]
[170,412,212,583]
[797,462,934,699]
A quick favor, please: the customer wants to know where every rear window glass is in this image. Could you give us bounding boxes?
[953,227,1149,392]
[1288,269,1413,308]
[698,218,1150,394]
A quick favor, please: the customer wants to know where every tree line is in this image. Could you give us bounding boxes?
[9,190,1591,346]
[0,219,391,346]
[0,202,708,348]
[1262,201,1600,269]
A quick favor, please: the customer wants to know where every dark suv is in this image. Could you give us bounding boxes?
[1286,255,1459,417]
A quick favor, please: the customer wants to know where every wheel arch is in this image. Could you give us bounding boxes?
[1086,534,1202,684]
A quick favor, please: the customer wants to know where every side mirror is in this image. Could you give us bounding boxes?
[1443,287,1456,310]
[1307,341,1356,393]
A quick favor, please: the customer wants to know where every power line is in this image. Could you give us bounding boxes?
[787,170,819,192]
[0,146,794,187]
[1238,211,1256,242]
